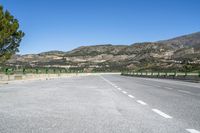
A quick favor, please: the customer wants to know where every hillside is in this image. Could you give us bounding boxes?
[159,32,200,48]
[5,32,200,72]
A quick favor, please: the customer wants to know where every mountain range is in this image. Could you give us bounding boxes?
[5,32,200,72]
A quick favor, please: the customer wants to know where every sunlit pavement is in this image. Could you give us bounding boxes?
[0,75,200,133]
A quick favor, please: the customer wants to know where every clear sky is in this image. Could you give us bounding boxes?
[0,0,200,54]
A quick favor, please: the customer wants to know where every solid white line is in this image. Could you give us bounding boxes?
[122,91,127,94]
[186,129,200,133]
[152,109,172,119]
[164,87,173,90]
[128,95,135,98]
[137,100,147,105]
[178,90,192,94]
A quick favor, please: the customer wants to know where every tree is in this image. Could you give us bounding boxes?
[0,5,24,63]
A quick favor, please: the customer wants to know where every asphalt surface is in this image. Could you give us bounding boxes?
[0,75,200,133]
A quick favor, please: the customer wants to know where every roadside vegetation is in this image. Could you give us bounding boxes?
[0,5,24,63]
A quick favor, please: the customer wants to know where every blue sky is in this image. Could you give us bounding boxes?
[0,0,200,54]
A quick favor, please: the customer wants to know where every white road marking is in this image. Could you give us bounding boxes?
[100,76,117,87]
[186,129,200,133]
[100,76,128,97]
[122,91,127,94]
[152,109,172,119]
[136,100,147,105]
[128,95,135,98]
[117,87,122,90]
[164,87,173,90]
[52,123,57,127]
[178,90,192,94]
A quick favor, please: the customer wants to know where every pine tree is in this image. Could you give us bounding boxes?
[0,5,24,63]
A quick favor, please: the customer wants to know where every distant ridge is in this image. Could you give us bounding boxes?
[6,32,200,72]
[159,32,200,48]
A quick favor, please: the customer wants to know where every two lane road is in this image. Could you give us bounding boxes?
[102,74,200,133]
[0,75,199,133]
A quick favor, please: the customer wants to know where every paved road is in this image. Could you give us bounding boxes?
[0,75,200,133]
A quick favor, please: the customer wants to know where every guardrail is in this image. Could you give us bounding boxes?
[0,68,120,75]
[121,71,200,81]
[0,67,121,82]
[0,68,85,75]
[0,68,66,81]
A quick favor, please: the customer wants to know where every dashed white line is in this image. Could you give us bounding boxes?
[117,87,122,90]
[178,90,192,94]
[100,76,117,88]
[52,123,57,127]
[113,85,118,88]
[152,109,172,119]
[122,91,127,94]
[137,100,147,105]
[100,75,199,132]
[164,87,173,90]
[186,129,200,133]
[128,95,135,98]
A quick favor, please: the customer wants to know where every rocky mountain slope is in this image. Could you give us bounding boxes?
[5,32,200,72]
